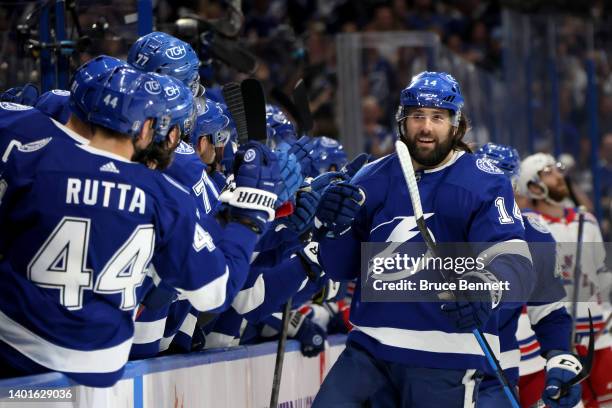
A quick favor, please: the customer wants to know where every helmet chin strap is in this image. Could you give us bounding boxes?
[528,180,558,205]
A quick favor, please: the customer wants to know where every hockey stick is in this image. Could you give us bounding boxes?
[270,299,292,408]
[570,206,586,348]
[395,140,520,408]
[270,78,315,407]
[222,82,248,145]
[241,78,268,143]
[292,79,314,136]
[270,87,302,132]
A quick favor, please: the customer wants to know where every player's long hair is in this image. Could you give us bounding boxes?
[454,112,471,153]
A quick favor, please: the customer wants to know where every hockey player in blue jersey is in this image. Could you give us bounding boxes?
[128,31,204,97]
[0,56,127,153]
[473,144,576,408]
[312,71,534,407]
[0,65,281,387]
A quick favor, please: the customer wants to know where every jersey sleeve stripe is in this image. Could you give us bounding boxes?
[175,266,230,312]
[0,310,132,373]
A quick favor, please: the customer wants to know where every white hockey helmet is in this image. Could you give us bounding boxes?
[517,153,556,199]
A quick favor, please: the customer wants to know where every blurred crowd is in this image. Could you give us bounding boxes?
[0,0,610,237]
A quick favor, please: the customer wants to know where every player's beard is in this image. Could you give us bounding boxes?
[404,130,457,167]
[132,140,175,170]
[547,179,570,201]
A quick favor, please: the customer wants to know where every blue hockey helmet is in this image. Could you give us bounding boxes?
[128,32,203,97]
[311,136,348,176]
[69,55,129,122]
[396,71,464,126]
[193,97,230,146]
[266,104,297,149]
[475,143,521,179]
[71,66,172,142]
[155,74,196,138]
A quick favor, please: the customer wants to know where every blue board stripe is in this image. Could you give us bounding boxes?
[133,376,143,408]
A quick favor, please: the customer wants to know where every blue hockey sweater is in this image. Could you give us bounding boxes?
[318,150,534,374]
[0,136,257,386]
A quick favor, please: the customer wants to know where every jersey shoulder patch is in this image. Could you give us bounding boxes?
[0,102,33,111]
[475,157,504,175]
[175,141,195,155]
[524,213,551,234]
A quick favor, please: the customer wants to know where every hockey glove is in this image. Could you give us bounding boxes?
[0,83,39,106]
[441,271,501,331]
[275,150,303,204]
[220,142,281,233]
[310,171,347,194]
[285,189,321,235]
[288,136,316,178]
[314,182,365,238]
[287,310,327,358]
[297,241,324,281]
[341,152,370,178]
[542,351,583,408]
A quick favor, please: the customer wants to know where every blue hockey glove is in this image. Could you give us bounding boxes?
[285,189,321,235]
[542,351,583,408]
[314,182,365,238]
[297,241,324,281]
[341,152,370,178]
[288,136,316,178]
[220,142,281,232]
[310,171,347,194]
[441,271,501,331]
[288,310,326,358]
[275,150,303,204]
[0,83,39,106]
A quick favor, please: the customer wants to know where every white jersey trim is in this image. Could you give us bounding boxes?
[51,119,90,145]
[527,302,565,325]
[499,349,521,370]
[178,312,197,336]
[231,273,265,315]
[77,143,135,163]
[478,239,533,266]
[0,309,131,373]
[133,318,167,344]
[352,324,500,358]
[204,332,238,348]
[175,266,229,312]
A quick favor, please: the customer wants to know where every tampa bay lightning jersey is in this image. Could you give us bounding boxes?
[482,214,570,388]
[165,141,222,216]
[319,150,534,374]
[0,137,258,386]
[0,101,88,156]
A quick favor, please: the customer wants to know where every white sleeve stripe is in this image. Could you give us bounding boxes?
[0,310,132,373]
[297,277,309,292]
[527,302,565,325]
[353,325,500,358]
[231,273,265,314]
[178,312,198,336]
[175,266,229,312]
[477,239,533,267]
[204,332,238,348]
[133,318,167,344]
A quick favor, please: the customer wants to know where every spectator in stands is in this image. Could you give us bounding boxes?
[362,96,394,158]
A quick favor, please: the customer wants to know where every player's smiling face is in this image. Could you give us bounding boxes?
[403,107,456,168]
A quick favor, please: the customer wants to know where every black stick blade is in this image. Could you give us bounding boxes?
[292,79,313,134]
[222,82,248,145]
[241,78,267,142]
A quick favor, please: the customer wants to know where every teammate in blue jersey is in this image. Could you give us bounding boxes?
[0,56,127,154]
[0,65,281,386]
[312,72,534,407]
[473,144,575,408]
[128,31,203,97]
